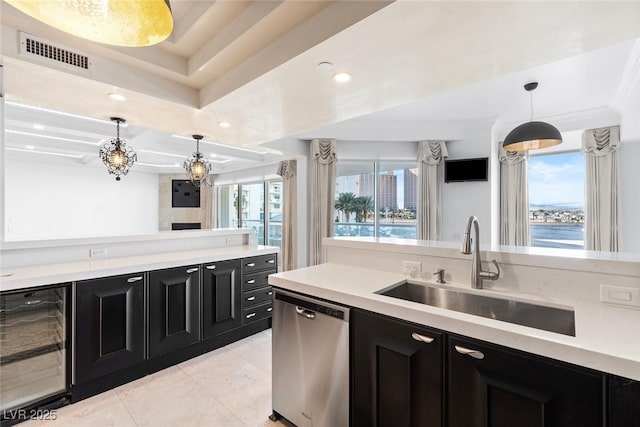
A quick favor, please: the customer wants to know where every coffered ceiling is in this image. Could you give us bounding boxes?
[2,0,640,160]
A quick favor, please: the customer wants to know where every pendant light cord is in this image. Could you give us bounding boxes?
[530,90,534,122]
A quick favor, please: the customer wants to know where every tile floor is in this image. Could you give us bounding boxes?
[24,329,286,427]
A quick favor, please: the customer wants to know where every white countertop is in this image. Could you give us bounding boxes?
[269,263,640,381]
[1,245,278,292]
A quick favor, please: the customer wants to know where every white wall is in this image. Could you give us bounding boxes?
[441,122,494,244]
[618,142,640,253]
[5,159,159,241]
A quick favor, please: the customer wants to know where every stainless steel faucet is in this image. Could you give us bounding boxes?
[460,216,500,289]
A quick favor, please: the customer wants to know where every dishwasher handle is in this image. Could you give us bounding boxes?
[295,306,316,320]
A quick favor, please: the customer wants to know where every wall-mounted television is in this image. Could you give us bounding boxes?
[444,157,489,183]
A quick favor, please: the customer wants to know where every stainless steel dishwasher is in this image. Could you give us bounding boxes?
[271,289,349,427]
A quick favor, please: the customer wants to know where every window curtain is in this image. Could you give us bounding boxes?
[499,148,529,246]
[277,160,297,271]
[310,139,337,265]
[582,126,620,252]
[417,141,447,240]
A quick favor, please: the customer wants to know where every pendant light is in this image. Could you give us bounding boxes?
[5,0,173,47]
[184,135,212,187]
[503,82,562,152]
[99,117,137,181]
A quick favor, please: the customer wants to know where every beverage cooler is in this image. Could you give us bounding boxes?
[1,284,70,422]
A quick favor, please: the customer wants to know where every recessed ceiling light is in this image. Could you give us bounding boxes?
[318,61,333,71]
[209,153,217,158]
[333,72,352,83]
[25,145,35,149]
[108,93,126,101]
[33,124,45,130]
[218,121,231,128]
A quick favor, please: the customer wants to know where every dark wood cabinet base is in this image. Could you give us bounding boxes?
[71,319,270,402]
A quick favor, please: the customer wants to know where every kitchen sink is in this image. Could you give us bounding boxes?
[376,281,576,336]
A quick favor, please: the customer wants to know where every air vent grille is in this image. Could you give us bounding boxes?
[19,33,92,73]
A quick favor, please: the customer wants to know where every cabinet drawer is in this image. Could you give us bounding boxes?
[243,286,273,308]
[243,271,274,291]
[243,303,273,324]
[242,254,277,274]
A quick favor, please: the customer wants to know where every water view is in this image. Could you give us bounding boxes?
[530,223,584,249]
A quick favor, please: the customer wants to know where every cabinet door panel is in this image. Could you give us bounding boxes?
[448,336,604,427]
[75,274,145,384]
[202,259,241,338]
[352,309,443,427]
[148,266,200,358]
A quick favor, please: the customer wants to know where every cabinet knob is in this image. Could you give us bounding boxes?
[247,279,256,284]
[267,307,273,312]
[246,263,256,267]
[186,268,199,274]
[206,265,216,270]
[267,259,275,264]
[454,345,485,360]
[127,276,143,283]
[411,332,434,344]
[247,296,256,301]
[267,291,273,296]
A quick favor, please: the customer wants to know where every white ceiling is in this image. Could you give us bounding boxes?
[2,0,640,168]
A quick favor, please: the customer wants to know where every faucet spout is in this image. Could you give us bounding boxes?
[460,216,499,289]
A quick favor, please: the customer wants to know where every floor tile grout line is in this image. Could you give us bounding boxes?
[113,387,143,427]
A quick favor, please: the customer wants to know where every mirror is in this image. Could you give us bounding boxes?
[1,97,284,242]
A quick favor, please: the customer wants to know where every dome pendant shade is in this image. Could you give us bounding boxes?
[502,121,563,151]
[6,0,173,47]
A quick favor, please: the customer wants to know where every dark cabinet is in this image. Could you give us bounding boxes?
[75,273,145,384]
[608,375,640,427]
[352,309,444,427]
[448,335,604,427]
[202,259,242,339]
[148,265,200,358]
[242,254,277,324]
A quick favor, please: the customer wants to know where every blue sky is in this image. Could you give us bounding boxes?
[528,152,584,206]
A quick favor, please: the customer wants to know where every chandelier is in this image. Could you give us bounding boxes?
[99,117,137,181]
[184,135,212,187]
[5,0,173,47]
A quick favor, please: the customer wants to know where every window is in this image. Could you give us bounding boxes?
[216,180,282,247]
[528,151,585,249]
[334,161,417,239]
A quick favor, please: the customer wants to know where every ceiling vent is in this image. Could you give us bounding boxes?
[19,32,92,74]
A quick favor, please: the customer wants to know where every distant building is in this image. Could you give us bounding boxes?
[404,168,418,211]
[379,172,397,210]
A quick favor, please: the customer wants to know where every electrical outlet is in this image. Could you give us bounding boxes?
[600,285,640,307]
[90,248,108,258]
[402,261,422,278]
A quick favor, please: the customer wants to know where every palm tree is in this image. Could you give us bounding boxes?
[335,192,357,222]
[354,195,374,222]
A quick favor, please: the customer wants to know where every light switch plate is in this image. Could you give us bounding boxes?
[600,284,640,307]
[90,248,108,258]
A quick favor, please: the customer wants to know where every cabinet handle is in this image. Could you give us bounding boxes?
[246,313,256,319]
[127,276,143,283]
[267,291,273,296]
[267,307,273,312]
[411,332,434,344]
[247,296,256,301]
[247,279,256,284]
[246,263,256,267]
[455,345,485,360]
[267,259,275,264]
[186,268,199,274]
[206,265,216,270]
[295,306,315,319]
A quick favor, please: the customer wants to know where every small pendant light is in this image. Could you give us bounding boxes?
[99,117,137,181]
[503,82,562,152]
[184,135,212,187]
